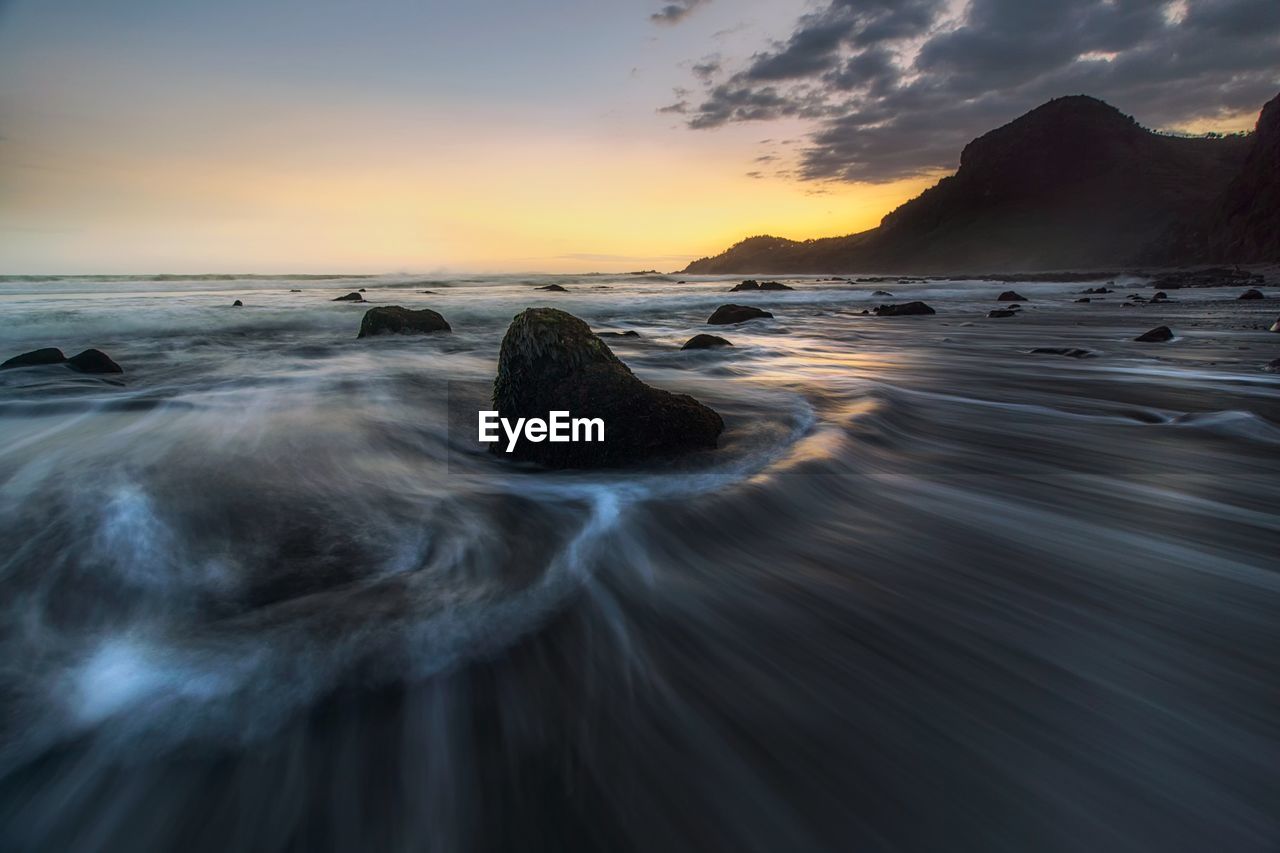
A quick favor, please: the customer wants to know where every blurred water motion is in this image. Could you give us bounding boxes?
[0,273,1277,852]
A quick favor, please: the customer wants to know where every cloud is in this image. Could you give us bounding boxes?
[651,0,710,26]
[673,0,1280,182]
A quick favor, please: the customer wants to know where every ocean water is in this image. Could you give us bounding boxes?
[0,272,1277,852]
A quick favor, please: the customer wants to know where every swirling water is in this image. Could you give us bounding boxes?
[0,272,1277,852]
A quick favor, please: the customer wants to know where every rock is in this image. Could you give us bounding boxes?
[682,334,733,350]
[988,309,1018,318]
[873,301,935,317]
[1270,317,1280,332]
[357,306,451,338]
[1075,297,1091,303]
[997,290,1028,301]
[333,292,365,302]
[1239,288,1265,300]
[730,280,793,292]
[1081,286,1112,294]
[232,299,244,307]
[418,289,437,294]
[596,330,640,338]
[872,290,894,297]
[1030,347,1095,358]
[707,304,773,324]
[1266,358,1280,373]
[66,349,123,374]
[358,288,367,292]
[1135,325,1174,342]
[289,289,302,293]
[1,348,67,370]
[677,280,686,284]
[537,284,568,292]
[1152,291,1169,301]
[491,308,724,468]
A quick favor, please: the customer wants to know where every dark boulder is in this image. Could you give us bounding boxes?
[1266,358,1280,373]
[333,292,365,302]
[596,330,640,338]
[289,289,303,292]
[66,349,123,374]
[1239,288,1265,300]
[1074,298,1091,303]
[1081,286,1112,294]
[232,299,244,307]
[873,301,935,317]
[1,348,67,370]
[707,304,773,324]
[871,290,894,297]
[358,288,367,292]
[490,308,723,468]
[1151,291,1169,301]
[997,290,1028,302]
[730,280,793,292]
[537,284,568,292]
[988,309,1018,318]
[682,334,732,350]
[1030,347,1095,358]
[357,306,451,338]
[1135,325,1174,342]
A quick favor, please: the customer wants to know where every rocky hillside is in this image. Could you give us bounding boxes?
[1156,93,1280,264]
[684,95,1258,274]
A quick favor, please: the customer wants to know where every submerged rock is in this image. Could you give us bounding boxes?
[289,289,303,292]
[333,292,365,302]
[871,290,894,297]
[1074,297,1091,303]
[1,348,67,370]
[66,349,123,374]
[987,309,1018,318]
[707,304,773,324]
[682,334,732,350]
[1031,347,1095,358]
[232,299,244,307]
[1135,325,1174,342]
[596,330,640,338]
[874,301,935,317]
[1239,288,1265,300]
[537,284,568,292]
[730,280,793,292]
[998,290,1028,301]
[1151,291,1169,301]
[1081,286,1112,294]
[1266,358,1280,372]
[491,308,723,468]
[357,306,451,338]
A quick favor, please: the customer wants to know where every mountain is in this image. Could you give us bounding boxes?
[683,95,1259,275]
[1154,93,1280,264]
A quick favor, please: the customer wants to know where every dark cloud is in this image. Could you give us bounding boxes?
[651,0,710,26]
[691,57,722,81]
[675,0,1280,182]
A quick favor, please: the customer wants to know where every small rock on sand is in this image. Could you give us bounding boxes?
[708,304,773,324]
[1,348,67,370]
[1135,325,1174,343]
[66,349,123,374]
[682,334,733,350]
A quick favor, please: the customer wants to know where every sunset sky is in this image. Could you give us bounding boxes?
[1,0,1276,274]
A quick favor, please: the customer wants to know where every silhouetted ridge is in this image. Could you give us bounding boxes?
[685,93,1268,274]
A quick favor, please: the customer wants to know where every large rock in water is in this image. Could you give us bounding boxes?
[1,348,67,370]
[874,301,935,316]
[707,304,773,324]
[491,308,723,468]
[357,306,451,338]
[66,349,123,374]
[682,334,732,350]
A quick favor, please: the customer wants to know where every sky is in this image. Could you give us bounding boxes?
[1,0,1277,274]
